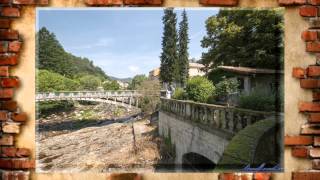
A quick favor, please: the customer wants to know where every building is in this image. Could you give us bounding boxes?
[218,66,284,95]
[149,62,206,80]
[116,80,129,89]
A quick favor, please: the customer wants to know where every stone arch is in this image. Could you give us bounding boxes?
[216,117,283,170]
[182,152,216,171]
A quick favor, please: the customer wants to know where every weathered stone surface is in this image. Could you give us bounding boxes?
[2,122,20,133]
[159,111,230,165]
[38,118,160,172]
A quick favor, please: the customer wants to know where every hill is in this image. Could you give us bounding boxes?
[37,27,109,80]
[109,76,132,83]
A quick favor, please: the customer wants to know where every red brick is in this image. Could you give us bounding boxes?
[300,5,318,17]
[0,88,14,99]
[308,113,320,122]
[315,137,320,146]
[301,124,320,134]
[0,66,9,77]
[0,29,18,40]
[0,54,18,65]
[292,67,306,78]
[302,30,318,41]
[8,41,21,52]
[0,111,8,121]
[254,173,272,180]
[292,146,309,158]
[300,79,320,88]
[0,41,8,53]
[292,172,320,180]
[1,7,20,18]
[0,0,10,4]
[307,65,320,77]
[218,173,235,180]
[313,91,320,101]
[199,0,238,6]
[1,100,17,111]
[278,0,306,5]
[0,134,13,145]
[38,0,49,4]
[109,173,142,180]
[285,135,313,146]
[0,159,35,169]
[11,112,27,122]
[0,77,19,88]
[85,0,123,6]
[1,170,30,180]
[312,159,320,169]
[310,0,320,5]
[1,147,30,157]
[307,41,320,52]
[0,19,10,28]
[123,0,162,5]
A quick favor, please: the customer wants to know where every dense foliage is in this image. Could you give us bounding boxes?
[37,27,108,79]
[103,80,120,91]
[176,9,189,87]
[78,75,101,91]
[37,101,74,118]
[37,70,80,92]
[172,87,187,100]
[201,9,283,70]
[160,8,178,85]
[185,76,215,103]
[128,75,148,90]
[136,79,161,114]
[238,90,277,112]
[215,78,239,98]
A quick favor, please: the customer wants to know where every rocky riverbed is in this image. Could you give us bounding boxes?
[36,102,172,172]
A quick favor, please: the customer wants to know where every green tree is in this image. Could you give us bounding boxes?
[177,9,190,87]
[136,79,161,114]
[103,80,120,90]
[215,78,239,98]
[37,70,80,92]
[37,27,109,79]
[128,74,148,90]
[78,75,101,91]
[186,76,215,103]
[160,8,178,85]
[201,9,284,70]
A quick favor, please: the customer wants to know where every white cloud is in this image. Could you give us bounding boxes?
[128,65,140,73]
[68,38,114,50]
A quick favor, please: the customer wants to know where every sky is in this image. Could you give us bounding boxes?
[37,8,219,78]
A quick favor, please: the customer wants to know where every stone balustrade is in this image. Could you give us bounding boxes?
[160,98,279,134]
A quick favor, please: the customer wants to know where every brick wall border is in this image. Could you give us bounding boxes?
[0,0,316,179]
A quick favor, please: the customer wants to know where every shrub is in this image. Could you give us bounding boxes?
[216,78,239,98]
[78,75,101,91]
[38,101,74,117]
[186,76,215,103]
[172,87,187,100]
[238,90,277,112]
[37,70,80,92]
[103,80,120,90]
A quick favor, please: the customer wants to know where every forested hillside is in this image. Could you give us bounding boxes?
[37,27,108,79]
[36,27,121,92]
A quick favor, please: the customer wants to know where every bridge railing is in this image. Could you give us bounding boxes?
[36,90,144,101]
[160,98,279,134]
